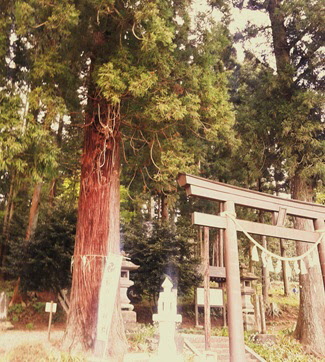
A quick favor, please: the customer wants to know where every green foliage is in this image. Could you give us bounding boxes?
[8,303,24,322]
[269,287,299,308]
[212,327,228,337]
[123,219,201,301]
[0,280,15,298]
[25,322,34,330]
[127,324,157,352]
[228,0,324,192]
[0,90,26,172]
[94,0,237,197]
[316,191,325,205]
[32,301,46,313]
[57,353,86,362]
[245,333,321,362]
[4,203,76,292]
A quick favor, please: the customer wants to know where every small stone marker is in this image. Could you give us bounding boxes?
[153,277,182,361]
[45,301,57,341]
[0,292,8,320]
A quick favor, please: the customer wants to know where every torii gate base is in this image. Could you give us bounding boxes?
[178,173,325,362]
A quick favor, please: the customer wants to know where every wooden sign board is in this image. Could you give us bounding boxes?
[196,288,224,307]
[198,265,226,278]
[45,302,57,313]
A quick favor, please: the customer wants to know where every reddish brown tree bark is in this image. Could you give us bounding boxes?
[161,193,169,221]
[280,240,290,296]
[62,99,127,358]
[292,175,325,357]
[49,117,64,206]
[10,180,42,305]
[25,182,42,241]
[265,1,325,354]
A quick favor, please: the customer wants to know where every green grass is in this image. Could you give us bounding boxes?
[269,292,299,308]
[127,324,157,352]
[245,333,322,362]
[0,280,15,298]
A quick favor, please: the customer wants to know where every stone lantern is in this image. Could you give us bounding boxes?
[240,264,258,331]
[120,258,139,325]
[153,277,182,361]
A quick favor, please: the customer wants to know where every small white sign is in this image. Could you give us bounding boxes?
[45,302,57,313]
[196,288,223,307]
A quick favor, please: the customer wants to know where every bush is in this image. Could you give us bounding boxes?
[32,302,46,314]
[8,303,24,322]
[25,322,34,330]
[4,203,76,293]
[123,219,201,302]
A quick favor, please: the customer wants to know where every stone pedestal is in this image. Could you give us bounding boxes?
[241,286,255,331]
[240,265,258,331]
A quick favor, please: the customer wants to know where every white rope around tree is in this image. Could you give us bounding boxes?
[70,254,130,272]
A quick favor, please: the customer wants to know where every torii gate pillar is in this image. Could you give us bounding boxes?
[314,219,325,288]
[223,201,246,361]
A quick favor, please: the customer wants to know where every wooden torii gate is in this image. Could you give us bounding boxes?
[177,173,325,362]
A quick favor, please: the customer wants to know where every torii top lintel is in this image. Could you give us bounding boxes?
[177,173,325,221]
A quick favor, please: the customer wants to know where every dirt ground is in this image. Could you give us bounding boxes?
[0,328,65,361]
[0,301,298,361]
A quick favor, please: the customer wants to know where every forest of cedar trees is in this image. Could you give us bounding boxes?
[0,0,324,360]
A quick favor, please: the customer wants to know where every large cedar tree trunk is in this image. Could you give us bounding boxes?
[292,175,325,357]
[63,99,127,358]
[25,182,42,241]
[267,1,325,354]
[267,0,291,81]
[10,181,42,305]
[49,117,64,206]
[258,185,270,303]
[161,193,169,221]
[280,240,290,296]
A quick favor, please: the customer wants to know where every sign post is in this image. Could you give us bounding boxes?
[45,301,57,341]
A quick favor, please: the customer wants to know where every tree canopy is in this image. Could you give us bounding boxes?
[0,0,324,359]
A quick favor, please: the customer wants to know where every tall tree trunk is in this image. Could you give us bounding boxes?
[0,177,17,279]
[261,235,270,304]
[292,175,325,357]
[161,193,169,221]
[267,3,325,353]
[275,182,290,296]
[10,181,42,305]
[25,182,42,242]
[49,117,64,206]
[280,240,290,296]
[267,0,292,81]
[258,181,270,303]
[62,100,127,359]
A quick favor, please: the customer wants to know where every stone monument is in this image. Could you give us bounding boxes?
[0,292,8,320]
[240,264,258,331]
[120,258,139,326]
[153,277,182,361]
